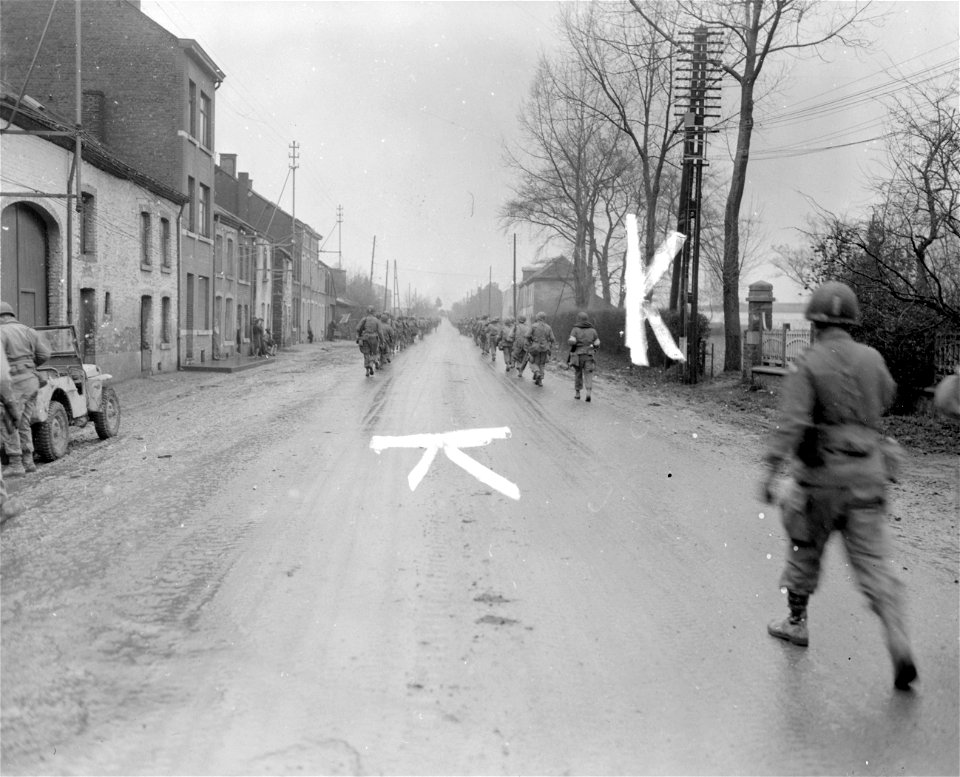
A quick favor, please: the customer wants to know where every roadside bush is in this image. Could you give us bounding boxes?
[548,309,627,356]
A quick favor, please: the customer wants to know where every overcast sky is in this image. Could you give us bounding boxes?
[141,0,959,310]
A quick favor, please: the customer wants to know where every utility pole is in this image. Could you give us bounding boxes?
[337,205,343,269]
[369,235,376,283]
[289,140,299,344]
[512,234,517,319]
[674,25,720,383]
[383,261,389,311]
[393,260,400,315]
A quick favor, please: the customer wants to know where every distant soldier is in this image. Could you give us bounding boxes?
[356,306,382,377]
[378,313,395,365]
[760,281,917,691]
[497,317,516,373]
[475,315,489,352]
[484,317,501,364]
[513,315,531,377]
[0,301,51,476]
[526,311,555,387]
[567,311,600,401]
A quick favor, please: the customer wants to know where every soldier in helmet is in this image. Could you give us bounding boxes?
[355,306,382,377]
[760,281,917,691]
[378,313,395,365]
[484,317,501,364]
[567,311,601,401]
[0,301,51,476]
[497,317,516,372]
[513,314,531,377]
[526,311,555,386]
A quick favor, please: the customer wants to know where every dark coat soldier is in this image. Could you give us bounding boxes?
[0,301,51,476]
[526,312,555,387]
[761,281,917,691]
[513,315,530,377]
[567,311,600,401]
[356,306,382,377]
[484,317,501,364]
[497,317,516,373]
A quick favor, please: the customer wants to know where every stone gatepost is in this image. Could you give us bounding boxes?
[742,281,775,380]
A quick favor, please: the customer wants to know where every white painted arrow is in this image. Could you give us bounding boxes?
[370,426,520,500]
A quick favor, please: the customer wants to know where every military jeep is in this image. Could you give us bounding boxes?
[30,325,120,461]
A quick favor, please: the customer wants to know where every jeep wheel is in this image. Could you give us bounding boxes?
[91,386,120,439]
[34,400,69,461]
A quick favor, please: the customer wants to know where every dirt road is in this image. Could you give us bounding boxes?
[2,322,957,775]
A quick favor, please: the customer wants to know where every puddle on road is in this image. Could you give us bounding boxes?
[474,592,512,605]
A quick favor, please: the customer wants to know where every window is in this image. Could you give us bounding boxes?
[199,184,210,237]
[104,291,112,317]
[161,297,171,343]
[227,238,234,278]
[198,276,210,329]
[161,218,171,268]
[225,298,234,340]
[140,211,151,266]
[81,192,95,254]
[215,234,223,275]
[187,176,196,232]
[200,91,212,148]
[188,80,197,137]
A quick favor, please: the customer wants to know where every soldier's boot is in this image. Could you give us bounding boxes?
[22,455,37,473]
[882,614,917,690]
[3,459,26,478]
[767,591,809,646]
[585,393,591,402]
[575,390,580,400]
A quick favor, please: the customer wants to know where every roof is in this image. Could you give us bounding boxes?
[0,94,188,206]
[520,256,574,287]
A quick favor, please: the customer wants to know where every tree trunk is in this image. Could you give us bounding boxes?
[722,48,757,371]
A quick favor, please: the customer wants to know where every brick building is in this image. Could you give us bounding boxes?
[1,96,186,381]
[1,0,226,366]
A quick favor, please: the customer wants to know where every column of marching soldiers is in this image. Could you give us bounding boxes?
[454,312,600,402]
[354,306,440,377]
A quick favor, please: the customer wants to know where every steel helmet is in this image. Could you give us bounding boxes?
[805,281,860,325]
[576,311,588,324]
[517,315,526,323]
[504,316,514,325]
[535,311,546,321]
[0,301,15,317]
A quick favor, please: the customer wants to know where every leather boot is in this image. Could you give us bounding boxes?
[768,591,809,646]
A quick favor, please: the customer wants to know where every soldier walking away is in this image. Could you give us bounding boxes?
[1,339,25,520]
[567,311,600,401]
[356,306,382,377]
[0,301,51,477]
[378,313,395,365]
[498,317,516,372]
[513,314,531,377]
[484,317,501,365]
[760,281,917,691]
[252,317,264,357]
[527,312,556,387]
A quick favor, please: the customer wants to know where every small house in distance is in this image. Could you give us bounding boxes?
[508,256,618,320]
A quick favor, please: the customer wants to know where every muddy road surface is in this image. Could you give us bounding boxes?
[2,321,957,775]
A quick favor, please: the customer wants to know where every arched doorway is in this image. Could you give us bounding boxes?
[1,203,49,325]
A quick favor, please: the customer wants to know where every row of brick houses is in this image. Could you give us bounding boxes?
[0,0,337,383]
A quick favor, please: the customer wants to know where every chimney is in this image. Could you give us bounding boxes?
[219,153,237,177]
[82,90,105,142]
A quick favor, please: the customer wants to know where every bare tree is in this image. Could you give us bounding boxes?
[501,57,630,307]
[806,79,960,325]
[700,194,769,303]
[560,2,685,275]
[631,0,878,370]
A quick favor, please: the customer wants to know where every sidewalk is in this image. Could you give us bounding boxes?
[180,349,278,374]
